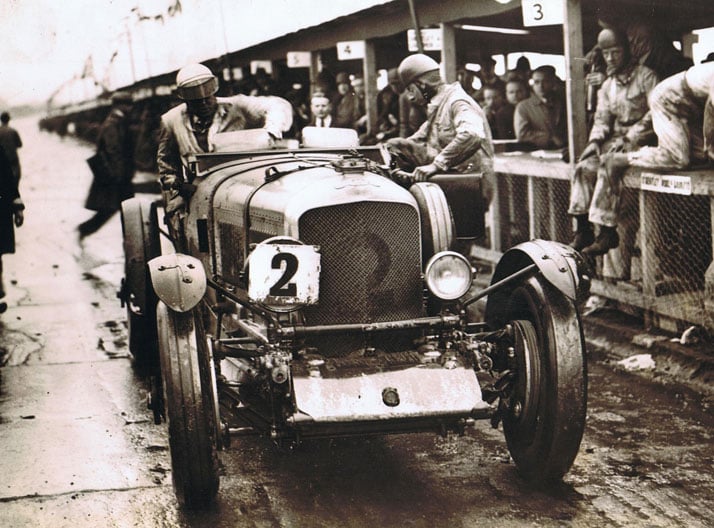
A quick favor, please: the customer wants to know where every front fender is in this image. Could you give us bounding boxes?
[485,239,590,327]
[148,254,207,313]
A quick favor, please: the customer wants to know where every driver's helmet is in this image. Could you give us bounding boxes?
[176,63,219,100]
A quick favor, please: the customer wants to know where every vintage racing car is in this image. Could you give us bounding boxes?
[119,128,589,509]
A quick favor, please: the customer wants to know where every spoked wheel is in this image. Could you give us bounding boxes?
[120,198,161,371]
[500,275,587,483]
[157,302,220,509]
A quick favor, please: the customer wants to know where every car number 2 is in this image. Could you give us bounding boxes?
[248,243,321,305]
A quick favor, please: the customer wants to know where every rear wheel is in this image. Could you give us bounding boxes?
[120,198,160,369]
[500,275,587,483]
[157,302,220,509]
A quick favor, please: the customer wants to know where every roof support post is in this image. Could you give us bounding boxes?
[563,0,587,162]
[309,51,321,93]
[363,39,378,136]
[440,23,457,83]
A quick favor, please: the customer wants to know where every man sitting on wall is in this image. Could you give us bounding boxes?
[626,61,714,170]
[568,28,658,256]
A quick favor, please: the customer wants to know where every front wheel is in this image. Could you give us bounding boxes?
[157,302,219,509]
[500,275,587,483]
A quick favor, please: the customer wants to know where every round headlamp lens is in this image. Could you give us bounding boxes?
[425,251,473,300]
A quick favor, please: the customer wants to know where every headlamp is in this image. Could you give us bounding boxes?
[424,251,473,301]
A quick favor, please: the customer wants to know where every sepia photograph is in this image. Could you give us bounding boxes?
[0,1,713,526]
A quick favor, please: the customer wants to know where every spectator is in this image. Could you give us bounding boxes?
[157,63,292,246]
[481,85,507,139]
[385,53,494,194]
[332,73,364,131]
[283,82,310,138]
[513,56,532,83]
[362,68,401,144]
[493,77,528,140]
[351,76,368,136]
[474,57,505,103]
[307,92,333,128]
[0,146,24,309]
[514,65,567,149]
[0,111,22,184]
[568,28,658,256]
[78,91,135,240]
[627,61,714,170]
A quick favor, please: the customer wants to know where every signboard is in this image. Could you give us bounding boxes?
[337,41,365,60]
[250,60,272,74]
[287,51,311,68]
[521,0,564,27]
[640,173,692,195]
[248,244,321,305]
[407,28,443,51]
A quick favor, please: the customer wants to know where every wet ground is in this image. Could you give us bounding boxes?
[0,116,712,527]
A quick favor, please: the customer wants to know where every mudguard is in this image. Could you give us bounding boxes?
[148,254,207,313]
[485,239,590,327]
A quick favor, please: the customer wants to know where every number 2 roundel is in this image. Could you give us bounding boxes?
[247,241,321,307]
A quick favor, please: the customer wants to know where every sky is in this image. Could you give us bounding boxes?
[0,0,390,107]
[1,0,713,108]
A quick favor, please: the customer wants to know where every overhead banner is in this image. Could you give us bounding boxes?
[407,28,443,51]
[521,0,564,27]
[287,52,311,68]
[337,41,365,60]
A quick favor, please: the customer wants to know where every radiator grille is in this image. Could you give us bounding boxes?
[299,201,424,356]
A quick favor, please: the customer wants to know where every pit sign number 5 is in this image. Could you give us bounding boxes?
[248,244,321,305]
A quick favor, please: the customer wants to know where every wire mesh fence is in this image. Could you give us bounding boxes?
[477,169,714,335]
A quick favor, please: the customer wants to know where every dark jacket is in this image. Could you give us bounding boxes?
[85,107,135,211]
[0,148,23,254]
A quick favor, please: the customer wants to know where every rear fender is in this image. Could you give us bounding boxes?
[485,240,590,327]
[148,254,207,313]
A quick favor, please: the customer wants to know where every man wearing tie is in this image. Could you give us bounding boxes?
[308,92,333,128]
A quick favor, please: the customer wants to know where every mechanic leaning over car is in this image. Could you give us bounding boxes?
[157,63,293,247]
[384,53,495,204]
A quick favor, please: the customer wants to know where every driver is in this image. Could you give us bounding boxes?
[384,53,494,203]
[157,63,293,243]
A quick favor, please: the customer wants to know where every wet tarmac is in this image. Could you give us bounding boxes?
[0,116,712,527]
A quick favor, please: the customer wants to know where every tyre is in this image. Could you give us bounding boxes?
[120,198,161,369]
[157,302,220,509]
[409,182,455,265]
[500,275,587,483]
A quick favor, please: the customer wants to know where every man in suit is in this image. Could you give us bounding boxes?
[308,92,333,128]
[514,65,567,150]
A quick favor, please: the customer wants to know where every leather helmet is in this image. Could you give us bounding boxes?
[176,63,218,100]
[597,28,627,50]
[398,54,439,87]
